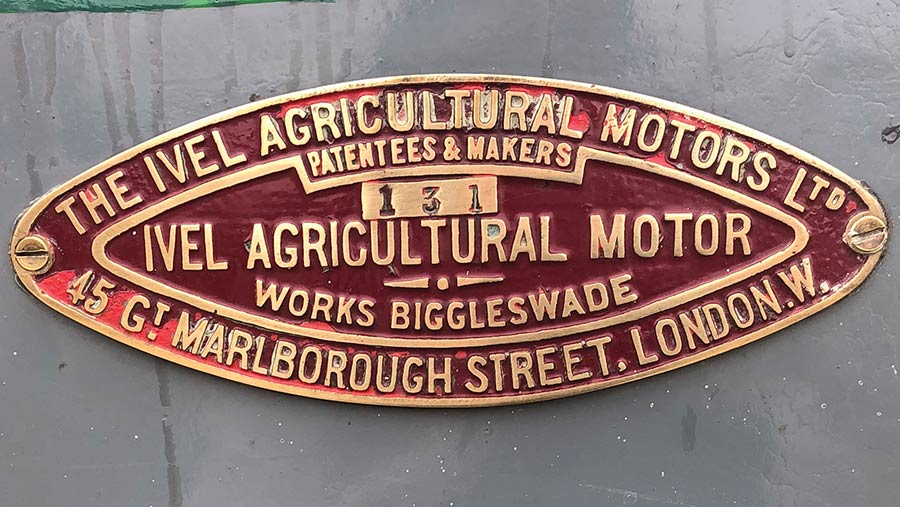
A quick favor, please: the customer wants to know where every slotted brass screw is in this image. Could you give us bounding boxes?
[844,214,887,255]
[13,235,53,275]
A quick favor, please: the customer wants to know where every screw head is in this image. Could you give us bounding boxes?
[13,235,53,275]
[844,213,888,255]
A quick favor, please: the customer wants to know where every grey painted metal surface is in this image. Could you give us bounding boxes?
[1,1,899,505]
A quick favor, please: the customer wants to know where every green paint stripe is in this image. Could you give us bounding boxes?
[0,0,329,13]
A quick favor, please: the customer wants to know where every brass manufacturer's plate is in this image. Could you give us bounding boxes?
[10,75,887,407]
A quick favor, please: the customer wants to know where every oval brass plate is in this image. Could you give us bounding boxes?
[10,75,887,407]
